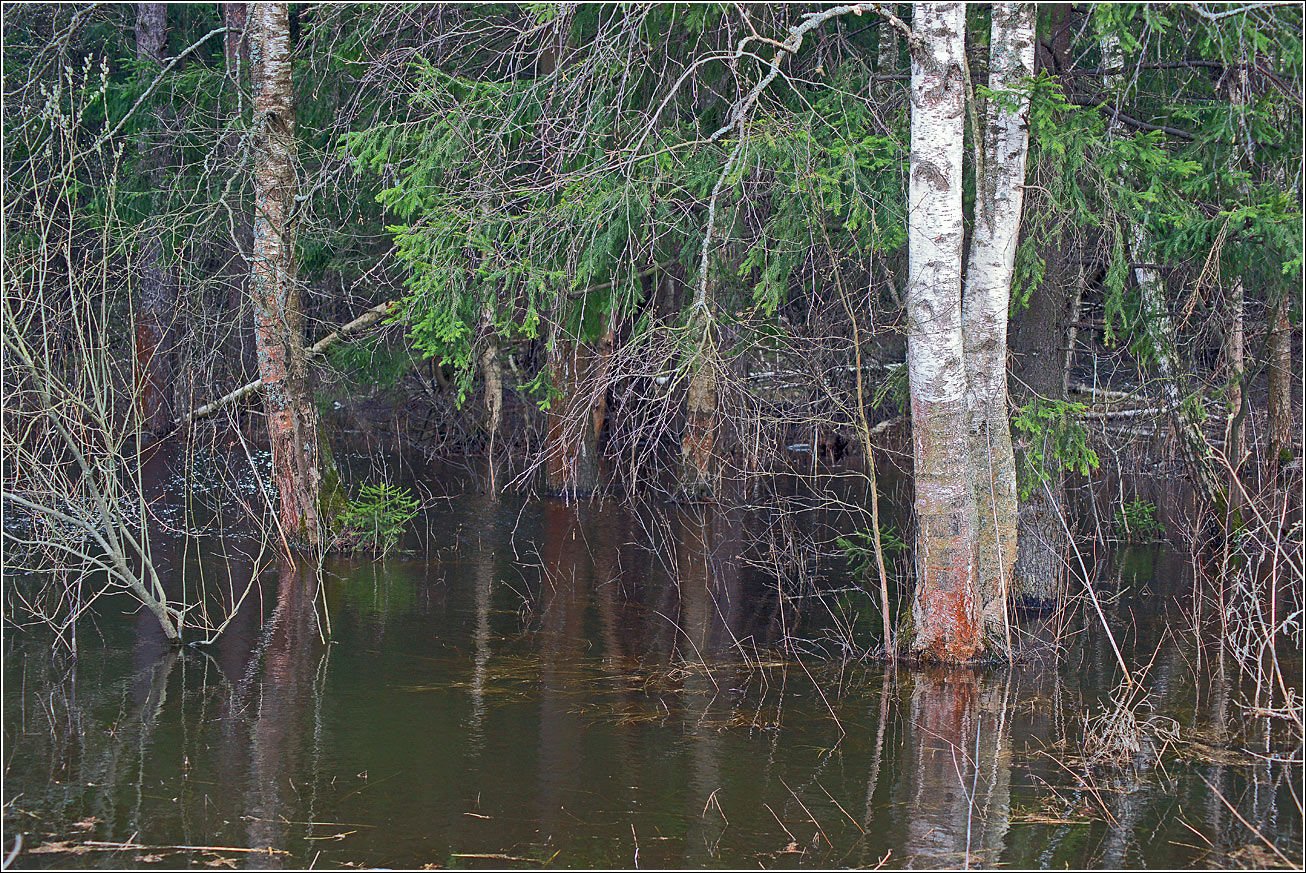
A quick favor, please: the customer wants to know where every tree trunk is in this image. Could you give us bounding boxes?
[679,319,719,501]
[544,337,599,497]
[249,2,322,550]
[482,330,503,494]
[962,2,1033,650]
[1101,31,1225,508]
[133,3,175,438]
[1226,280,1245,473]
[877,3,899,77]
[1268,290,1295,482]
[905,2,981,663]
[222,2,255,381]
[1010,253,1079,607]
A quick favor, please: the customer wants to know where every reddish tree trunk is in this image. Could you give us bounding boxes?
[250,3,322,550]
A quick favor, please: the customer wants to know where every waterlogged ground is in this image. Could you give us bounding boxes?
[3,469,1302,869]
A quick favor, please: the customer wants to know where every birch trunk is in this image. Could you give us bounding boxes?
[962,2,1033,649]
[1225,61,1250,483]
[905,3,981,662]
[133,3,175,437]
[249,3,322,550]
[482,336,503,494]
[877,4,899,78]
[1101,31,1225,507]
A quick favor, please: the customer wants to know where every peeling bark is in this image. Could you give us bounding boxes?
[249,3,322,550]
[905,3,981,663]
[963,2,1033,649]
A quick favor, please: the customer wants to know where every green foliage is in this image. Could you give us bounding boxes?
[871,365,908,413]
[1114,498,1162,541]
[1012,399,1099,500]
[335,483,420,555]
[326,338,410,392]
[838,525,907,579]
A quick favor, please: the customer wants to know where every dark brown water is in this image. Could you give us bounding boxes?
[3,462,1302,869]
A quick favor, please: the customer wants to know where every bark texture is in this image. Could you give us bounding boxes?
[544,338,600,497]
[133,3,175,437]
[905,3,981,662]
[1009,248,1078,607]
[962,2,1033,647]
[250,3,322,550]
[680,345,719,499]
[1267,290,1295,481]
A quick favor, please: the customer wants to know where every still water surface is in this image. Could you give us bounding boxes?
[4,469,1301,869]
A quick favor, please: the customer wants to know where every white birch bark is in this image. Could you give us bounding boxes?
[906,2,981,661]
[963,3,1034,650]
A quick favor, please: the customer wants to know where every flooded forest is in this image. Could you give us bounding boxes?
[2,3,1303,870]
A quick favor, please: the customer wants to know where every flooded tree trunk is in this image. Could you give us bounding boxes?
[249,3,323,550]
[963,2,1033,651]
[905,3,982,663]
[1226,281,1245,474]
[1010,250,1079,607]
[133,3,175,438]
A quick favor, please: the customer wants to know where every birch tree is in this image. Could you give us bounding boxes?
[1100,28,1225,507]
[963,3,1035,650]
[249,2,323,550]
[905,2,981,662]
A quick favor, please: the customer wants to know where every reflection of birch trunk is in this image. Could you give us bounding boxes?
[674,507,731,863]
[246,558,321,862]
[468,496,495,753]
[905,3,982,662]
[536,501,591,840]
[903,669,1012,868]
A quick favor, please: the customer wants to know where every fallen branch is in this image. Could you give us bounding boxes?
[184,300,397,423]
